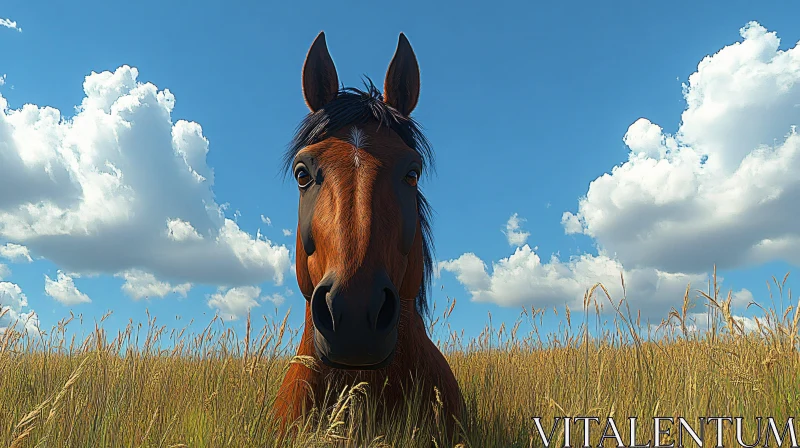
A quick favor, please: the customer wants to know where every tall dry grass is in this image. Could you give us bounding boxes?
[1,268,799,447]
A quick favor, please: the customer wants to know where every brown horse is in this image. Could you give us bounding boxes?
[272,32,464,435]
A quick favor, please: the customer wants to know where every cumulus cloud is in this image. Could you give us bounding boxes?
[0,282,38,334]
[561,212,582,235]
[0,17,21,32]
[672,311,760,335]
[44,271,91,305]
[0,66,291,294]
[282,229,292,237]
[262,292,286,306]
[116,269,191,300]
[261,215,272,226]
[562,22,800,273]
[503,213,530,246]
[441,22,798,317]
[438,245,707,317]
[207,286,262,320]
[166,218,203,242]
[731,288,755,309]
[734,315,760,333]
[0,243,32,262]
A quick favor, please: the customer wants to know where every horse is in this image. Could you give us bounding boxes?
[271,31,465,437]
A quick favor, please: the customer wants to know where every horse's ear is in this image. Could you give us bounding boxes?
[383,33,420,116]
[302,31,339,112]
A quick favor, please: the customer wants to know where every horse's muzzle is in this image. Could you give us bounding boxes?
[310,269,401,370]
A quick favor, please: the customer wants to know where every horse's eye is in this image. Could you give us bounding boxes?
[295,167,312,188]
[405,170,419,187]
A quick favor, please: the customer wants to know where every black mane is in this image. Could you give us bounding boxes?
[282,78,435,320]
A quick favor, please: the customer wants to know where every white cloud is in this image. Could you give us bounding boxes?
[263,292,286,306]
[731,288,754,309]
[261,215,272,226]
[441,22,800,316]
[0,66,291,293]
[44,271,91,305]
[0,75,6,86]
[166,218,203,241]
[734,315,760,333]
[680,311,760,334]
[0,264,9,280]
[503,213,530,246]
[116,269,191,300]
[560,212,583,235]
[282,229,292,237]
[207,286,262,320]
[0,243,32,262]
[0,281,38,334]
[562,22,800,274]
[438,245,706,317]
[0,18,21,32]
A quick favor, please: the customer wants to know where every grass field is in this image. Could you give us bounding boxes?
[1,269,799,447]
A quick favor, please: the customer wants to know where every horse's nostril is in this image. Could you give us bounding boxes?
[311,285,335,333]
[375,288,398,332]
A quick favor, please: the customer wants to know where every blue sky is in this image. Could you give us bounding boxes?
[2,1,800,345]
